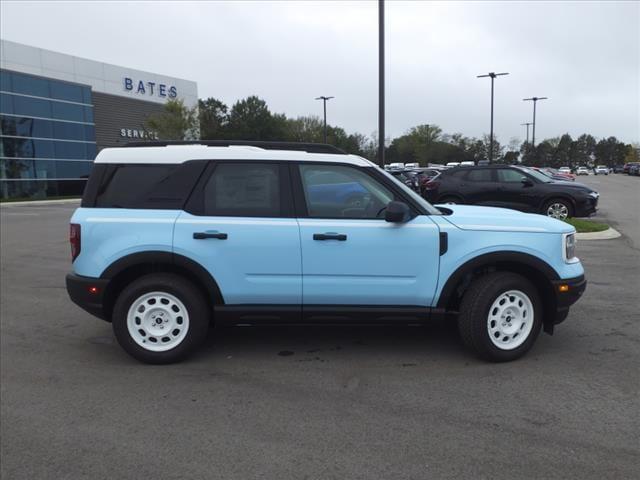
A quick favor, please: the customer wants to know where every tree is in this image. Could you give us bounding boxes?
[573,134,596,167]
[595,136,628,167]
[145,99,199,140]
[199,98,228,140]
[226,96,278,140]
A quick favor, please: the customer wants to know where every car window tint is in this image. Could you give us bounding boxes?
[204,163,280,217]
[466,169,493,182]
[496,168,524,183]
[299,164,394,219]
[449,170,468,179]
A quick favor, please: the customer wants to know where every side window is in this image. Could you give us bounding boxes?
[467,169,493,182]
[204,163,280,217]
[449,170,468,180]
[496,168,525,183]
[299,164,394,219]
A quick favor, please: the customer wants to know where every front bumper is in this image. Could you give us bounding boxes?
[551,274,587,324]
[575,196,598,217]
[66,273,110,321]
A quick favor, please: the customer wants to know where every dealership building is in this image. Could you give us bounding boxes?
[0,39,198,199]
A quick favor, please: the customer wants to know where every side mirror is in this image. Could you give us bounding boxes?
[521,177,533,186]
[385,201,411,223]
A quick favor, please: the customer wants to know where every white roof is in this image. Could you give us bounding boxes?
[94,145,375,167]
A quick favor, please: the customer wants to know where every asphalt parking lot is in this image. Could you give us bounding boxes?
[1,174,638,480]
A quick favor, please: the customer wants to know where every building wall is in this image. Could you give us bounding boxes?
[92,92,164,150]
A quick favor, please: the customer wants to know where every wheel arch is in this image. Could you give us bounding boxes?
[100,251,224,321]
[540,194,576,214]
[437,251,559,333]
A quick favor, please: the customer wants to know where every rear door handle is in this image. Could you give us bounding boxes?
[313,233,347,241]
[193,231,228,240]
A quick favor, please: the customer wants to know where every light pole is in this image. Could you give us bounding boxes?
[477,72,509,163]
[523,97,548,147]
[378,0,385,166]
[315,96,334,143]
[520,122,533,145]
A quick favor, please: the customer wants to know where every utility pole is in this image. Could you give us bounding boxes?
[315,96,334,143]
[523,97,548,147]
[378,0,385,166]
[477,71,509,163]
[520,122,533,145]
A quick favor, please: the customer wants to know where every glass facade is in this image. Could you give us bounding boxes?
[0,70,96,199]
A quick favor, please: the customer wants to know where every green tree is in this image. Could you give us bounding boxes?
[198,98,228,140]
[145,99,199,140]
[226,96,279,140]
[595,136,628,167]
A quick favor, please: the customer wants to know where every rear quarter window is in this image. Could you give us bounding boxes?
[83,161,207,209]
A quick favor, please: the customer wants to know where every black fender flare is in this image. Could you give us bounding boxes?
[100,251,224,305]
[436,251,559,309]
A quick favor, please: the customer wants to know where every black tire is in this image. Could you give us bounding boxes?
[112,273,210,364]
[542,198,574,219]
[438,196,463,205]
[457,272,542,362]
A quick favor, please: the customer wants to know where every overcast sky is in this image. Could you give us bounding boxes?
[2,1,638,144]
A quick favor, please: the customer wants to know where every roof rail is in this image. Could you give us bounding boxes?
[124,140,347,155]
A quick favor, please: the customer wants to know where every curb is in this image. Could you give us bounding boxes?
[0,198,81,207]
[576,227,621,241]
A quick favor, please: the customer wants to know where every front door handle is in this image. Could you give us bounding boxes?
[193,231,228,240]
[313,233,347,241]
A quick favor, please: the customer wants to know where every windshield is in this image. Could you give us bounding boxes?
[378,168,442,215]
[520,167,553,183]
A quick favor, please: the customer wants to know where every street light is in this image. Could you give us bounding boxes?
[378,0,385,166]
[520,122,533,145]
[477,71,509,162]
[315,96,334,143]
[523,97,548,147]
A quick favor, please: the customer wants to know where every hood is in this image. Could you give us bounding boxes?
[548,180,592,190]
[437,204,574,234]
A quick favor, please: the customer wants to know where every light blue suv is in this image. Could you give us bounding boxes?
[66,141,586,364]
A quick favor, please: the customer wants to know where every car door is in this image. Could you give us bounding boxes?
[460,168,499,206]
[293,162,441,308]
[494,167,538,212]
[173,161,302,305]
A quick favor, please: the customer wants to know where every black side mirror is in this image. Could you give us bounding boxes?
[385,201,411,223]
[521,177,533,186]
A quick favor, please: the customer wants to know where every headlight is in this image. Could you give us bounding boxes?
[563,233,577,263]
[589,191,599,198]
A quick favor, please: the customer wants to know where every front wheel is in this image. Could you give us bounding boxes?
[543,198,573,220]
[457,272,542,362]
[112,273,210,364]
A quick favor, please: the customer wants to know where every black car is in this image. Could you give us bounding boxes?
[389,169,421,192]
[423,165,599,219]
[630,164,640,176]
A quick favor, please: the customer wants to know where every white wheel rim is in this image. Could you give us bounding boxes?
[126,291,190,352]
[487,290,534,350]
[547,203,568,220]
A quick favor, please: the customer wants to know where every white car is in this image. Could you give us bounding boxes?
[595,165,609,175]
[576,167,590,175]
[446,162,461,168]
[559,167,572,174]
[460,161,475,167]
[405,162,420,169]
[388,162,405,170]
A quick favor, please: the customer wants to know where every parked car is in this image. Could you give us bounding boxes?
[423,165,599,220]
[612,164,625,173]
[558,167,572,175]
[477,160,490,166]
[629,164,640,176]
[405,162,420,169]
[623,162,639,174]
[66,141,586,364]
[542,167,575,181]
[389,169,420,192]
[388,162,405,170]
[446,162,461,168]
[576,166,590,175]
[460,161,475,167]
[594,165,609,175]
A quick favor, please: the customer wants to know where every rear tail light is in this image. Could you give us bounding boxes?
[70,223,81,261]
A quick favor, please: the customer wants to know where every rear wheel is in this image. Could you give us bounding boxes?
[457,272,542,362]
[112,273,210,364]
[543,198,573,220]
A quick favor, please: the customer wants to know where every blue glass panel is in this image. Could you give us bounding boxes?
[11,72,50,97]
[86,142,97,160]
[52,121,86,141]
[0,71,11,91]
[82,88,92,105]
[84,106,94,123]
[50,81,84,103]
[1,138,55,158]
[0,93,13,114]
[54,141,88,159]
[84,125,96,142]
[51,101,84,122]
[13,95,52,118]
[51,160,94,179]
[0,116,53,138]
[0,158,34,178]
